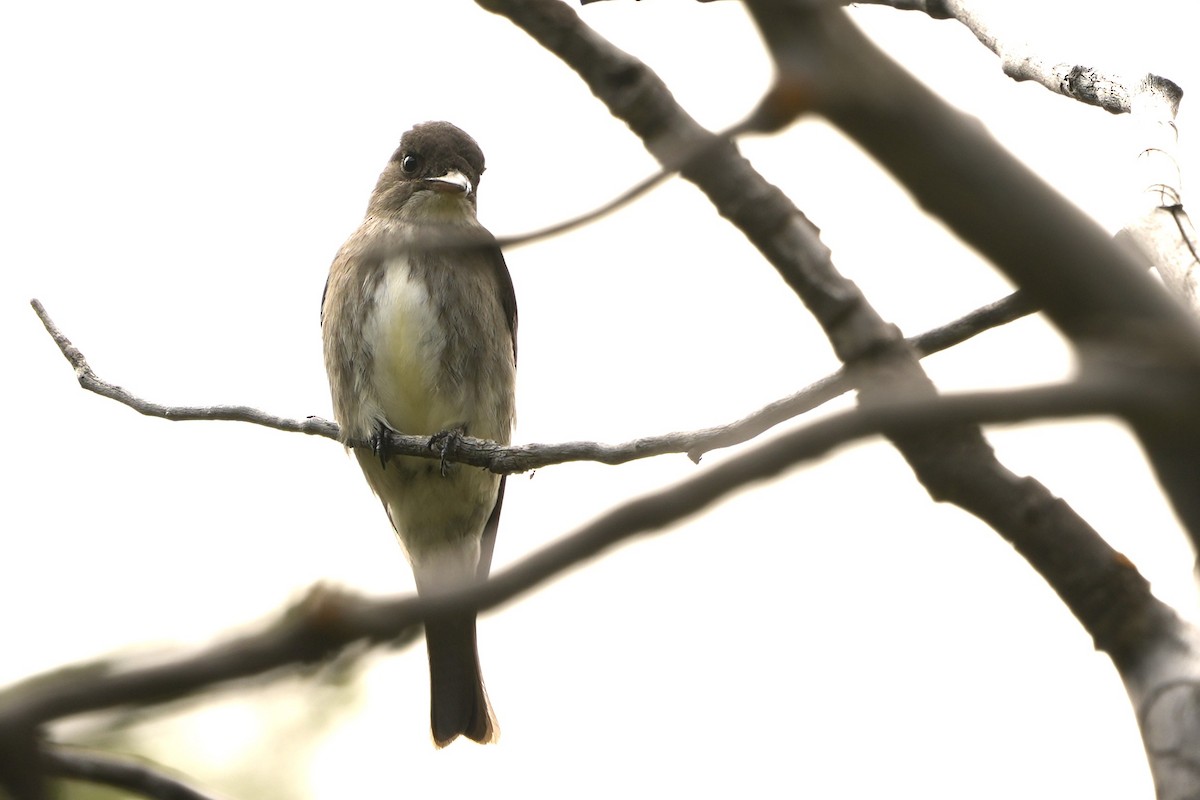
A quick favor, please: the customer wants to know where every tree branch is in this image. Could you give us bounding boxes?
[743,2,1196,342]
[29,298,338,440]
[742,0,1200,548]
[1121,207,1200,315]
[42,747,225,800]
[732,3,1200,795]
[858,0,1197,320]
[32,288,1036,470]
[478,0,1164,644]
[496,163,681,250]
[17,3,1199,797]
[474,6,1200,795]
[853,0,1184,114]
[3,368,1185,793]
[689,288,1035,458]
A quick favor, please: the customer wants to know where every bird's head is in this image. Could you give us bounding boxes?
[369,121,487,220]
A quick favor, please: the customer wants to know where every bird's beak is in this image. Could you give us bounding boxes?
[426,169,472,195]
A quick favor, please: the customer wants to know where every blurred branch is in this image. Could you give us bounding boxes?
[495,167,672,249]
[32,289,1035,470]
[741,0,1200,545]
[0,585,417,800]
[735,2,1200,796]
[832,2,1200,594]
[689,288,1035,457]
[859,0,1198,319]
[740,2,1195,342]
[477,0,1175,651]
[43,747,224,800]
[480,4,1200,795]
[2,368,1184,796]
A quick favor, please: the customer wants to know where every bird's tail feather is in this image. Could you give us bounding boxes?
[425,613,497,747]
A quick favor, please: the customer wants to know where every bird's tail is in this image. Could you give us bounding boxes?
[425,612,497,747]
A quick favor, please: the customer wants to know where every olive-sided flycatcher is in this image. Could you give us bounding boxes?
[321,121,516,746]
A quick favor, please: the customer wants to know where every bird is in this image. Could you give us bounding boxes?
[321,121,516,747]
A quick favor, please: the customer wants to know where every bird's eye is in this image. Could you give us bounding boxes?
[400,154,421,175]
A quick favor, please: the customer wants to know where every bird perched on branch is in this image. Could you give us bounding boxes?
[321,121,516,746]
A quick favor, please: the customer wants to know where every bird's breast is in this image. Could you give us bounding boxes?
[362,250,514,445]
[364,255,451,437]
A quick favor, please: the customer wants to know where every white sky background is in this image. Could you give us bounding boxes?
[3,1,1198,797]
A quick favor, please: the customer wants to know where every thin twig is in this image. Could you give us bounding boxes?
[29,299,338,439]
[31,288,1036,470]
[494,167,673,249]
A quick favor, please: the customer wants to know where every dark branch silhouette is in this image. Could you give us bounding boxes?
[42,748,223,800]
[479,3,1200,797]
[475,0,1166,653]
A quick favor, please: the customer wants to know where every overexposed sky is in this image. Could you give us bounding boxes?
[3,2,1197,798]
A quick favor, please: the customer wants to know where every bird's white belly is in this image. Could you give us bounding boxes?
[357,255,500,588]
[364,255,461,436]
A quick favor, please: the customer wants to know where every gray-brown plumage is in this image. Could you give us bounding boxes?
[321,122,516,746]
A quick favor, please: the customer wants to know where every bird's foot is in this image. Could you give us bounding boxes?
[370,421,399,470]
[429,427,466,478]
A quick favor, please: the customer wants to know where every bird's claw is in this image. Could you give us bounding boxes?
[429,427,465,477]
[370,423,397,470]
